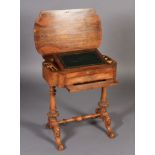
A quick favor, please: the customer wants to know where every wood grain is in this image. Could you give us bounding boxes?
[48,86,64,150]
[96,87,116,138]
[66,79,118,93]
[34,8,118,151]
[34,8,102,55]
[42,53,117,88]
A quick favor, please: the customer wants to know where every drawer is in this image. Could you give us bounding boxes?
[65,70,114,85]
[66,79,118,93]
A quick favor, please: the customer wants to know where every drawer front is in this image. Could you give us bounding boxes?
[65,67,114,78]
[66,79,118,93]
[65,70,114,85]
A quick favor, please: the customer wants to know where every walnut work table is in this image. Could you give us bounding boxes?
[34,8,118,151]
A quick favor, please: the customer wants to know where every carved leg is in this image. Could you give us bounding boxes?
[47,86,64,151]
[96,87,116,138]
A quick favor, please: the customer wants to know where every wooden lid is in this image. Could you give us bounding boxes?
[34,8,102,55]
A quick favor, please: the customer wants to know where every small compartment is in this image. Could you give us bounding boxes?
[42,49,117,88]
[58,50,105,69]
[54,49,109,70]
[42,55,61,71]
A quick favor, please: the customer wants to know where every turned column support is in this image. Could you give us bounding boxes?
[47,86,64,151]
[46,86,115,151]
[97,87,116,138]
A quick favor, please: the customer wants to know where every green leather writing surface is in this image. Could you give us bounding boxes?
[58,51,105,69]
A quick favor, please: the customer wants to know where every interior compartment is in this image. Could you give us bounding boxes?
[58,50,105,69]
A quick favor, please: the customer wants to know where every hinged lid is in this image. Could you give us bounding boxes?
[34,8,102,56]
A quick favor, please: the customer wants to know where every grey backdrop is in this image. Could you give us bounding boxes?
[21,0,135,155]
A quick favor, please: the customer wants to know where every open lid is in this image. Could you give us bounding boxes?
[34,8,102,56]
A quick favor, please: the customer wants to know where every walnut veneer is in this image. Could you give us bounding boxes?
[34,8,118,151]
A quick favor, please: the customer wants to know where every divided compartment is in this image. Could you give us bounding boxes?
[35,8,118,92]
[42,49,117,91]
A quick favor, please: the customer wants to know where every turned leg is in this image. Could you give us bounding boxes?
[96,87,116,138]
[47,86,64,151]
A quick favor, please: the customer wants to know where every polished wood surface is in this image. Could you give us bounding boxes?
[42,52,117,90]
[34,8,117,151]
[34,8,102,55]
[47,86,64,151]
[58,113,101,124]
[96,87,116,138]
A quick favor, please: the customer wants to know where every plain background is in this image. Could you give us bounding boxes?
[21,0,135,155]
